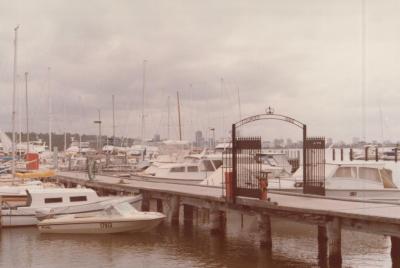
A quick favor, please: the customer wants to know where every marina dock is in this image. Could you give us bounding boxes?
[56,171,400,267]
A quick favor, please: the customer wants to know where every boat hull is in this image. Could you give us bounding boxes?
[38,218,164,234]
[1,196,142,227]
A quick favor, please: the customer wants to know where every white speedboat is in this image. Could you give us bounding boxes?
[1,188,141,227]
[37,201,165,234]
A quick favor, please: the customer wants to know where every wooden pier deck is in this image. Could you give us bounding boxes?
[56,171,400,267]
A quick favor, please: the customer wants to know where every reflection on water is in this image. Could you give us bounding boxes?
[0,210,393,268]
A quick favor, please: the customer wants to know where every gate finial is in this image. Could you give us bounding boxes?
[266,106,274,114]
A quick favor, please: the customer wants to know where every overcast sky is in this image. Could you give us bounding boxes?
[1,0,400,142]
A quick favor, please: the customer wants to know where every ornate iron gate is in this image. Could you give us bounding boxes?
[232,137,262,198]
[303,137,325,195]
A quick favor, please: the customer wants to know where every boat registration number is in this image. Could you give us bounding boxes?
[100,222,112,229]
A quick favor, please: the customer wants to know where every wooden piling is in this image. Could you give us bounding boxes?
[318,225,328,267]
[183,204,194,224]
[0,196,2,228]
[141,191,150,212]
[156,199,163,213]
[391,237,400,268]
[167,195,180,225]
[257,213,272,250]
[209,204,223,235]
[326,218,342,267]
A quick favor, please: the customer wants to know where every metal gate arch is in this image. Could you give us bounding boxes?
[230,109,325,201]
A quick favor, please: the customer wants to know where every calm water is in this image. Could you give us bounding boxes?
[0,210,393,268]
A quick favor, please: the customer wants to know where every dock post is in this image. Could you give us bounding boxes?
[326,217,342,267]
[257,213,272,251]
[0,196,2,228]
[183,204,194,225]
[318,225,328,267]
[167,195,180,225]
[156,199,163,213]
[141,191,150,212]
[391,237,400,268]
[209,204,223,235]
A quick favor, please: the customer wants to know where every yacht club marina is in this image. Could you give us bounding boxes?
[4,2,400,267]
[42,170,400,267]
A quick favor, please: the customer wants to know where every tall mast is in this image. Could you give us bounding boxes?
[112,94,115,145]
[220,78,225,139]
[25,72,29,153]
[98,109,102,150]
[361,0,366,142]
[177,91,182,141]
[141,60,146,142]
[12,25,19,180]
[167,96,170,140]
[18,76,22,146]
[48,67,52,152]
[63,103,66,152]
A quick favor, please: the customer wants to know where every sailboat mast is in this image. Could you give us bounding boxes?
[141,60,146,142]
[12,25,19,180]
[220,78,225,138]
[167,96,170,140]
[63,103,66,152]
[112,94,115,144]
[177,91,182,141]
[48,67,52,152]
[361,0,366,142]
[25,72,29,153]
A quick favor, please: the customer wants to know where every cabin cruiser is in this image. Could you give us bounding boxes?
[37,201,165,234]
[16,140,47,155]
[1,188,142,227]
[67,141,96,156]
[134,154,223,184]
[269,162,400,202]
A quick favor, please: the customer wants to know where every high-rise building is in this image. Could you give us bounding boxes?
[195,130,204,147]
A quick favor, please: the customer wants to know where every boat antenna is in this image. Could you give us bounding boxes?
[12,25,19,180]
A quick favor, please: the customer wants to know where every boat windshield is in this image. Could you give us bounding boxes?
[112,202,138,216]
[359,167,381,183]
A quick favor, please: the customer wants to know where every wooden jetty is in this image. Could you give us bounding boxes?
[56,171,400,267]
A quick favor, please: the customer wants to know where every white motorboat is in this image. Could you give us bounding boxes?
[135,153,223,184]
[37,201,165,234]
[1,188,142,227]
